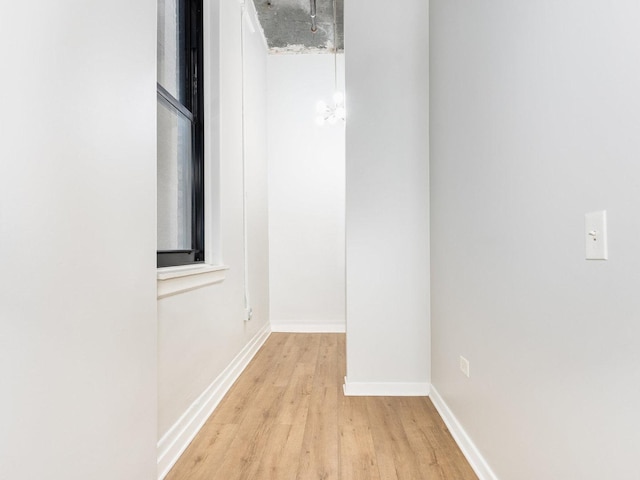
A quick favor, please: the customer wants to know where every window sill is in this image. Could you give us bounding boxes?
[157,264,229,299]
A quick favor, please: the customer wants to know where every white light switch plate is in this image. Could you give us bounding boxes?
[585,210,608,260]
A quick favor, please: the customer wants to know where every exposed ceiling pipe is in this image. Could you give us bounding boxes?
[310,0,317,32]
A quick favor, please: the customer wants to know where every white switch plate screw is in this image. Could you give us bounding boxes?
[459,356,470,378]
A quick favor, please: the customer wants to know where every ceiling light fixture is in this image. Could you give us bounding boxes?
[315,0,345,126]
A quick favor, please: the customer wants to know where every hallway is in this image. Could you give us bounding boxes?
[165,333,477,480]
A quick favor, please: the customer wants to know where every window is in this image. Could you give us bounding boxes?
[157,0,204,268]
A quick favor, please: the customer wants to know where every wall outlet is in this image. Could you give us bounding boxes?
[459,356,470,378]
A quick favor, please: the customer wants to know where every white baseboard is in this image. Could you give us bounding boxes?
[429,386,499,480]
[270,322,346,333]
[157,323,271,480]
[343,376,430,396]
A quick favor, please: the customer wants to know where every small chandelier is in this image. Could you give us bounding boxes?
[316,91,346,126]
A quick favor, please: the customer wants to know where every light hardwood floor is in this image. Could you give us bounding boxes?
[165,333,478,480]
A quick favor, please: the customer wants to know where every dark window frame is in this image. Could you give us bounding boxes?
[157,0,205,268]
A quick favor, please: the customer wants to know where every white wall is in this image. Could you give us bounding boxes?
[268,53,346,332]
[344,0,430,393]
[431,1,640,478]
[157,0,270,472]
[0,2,157,479]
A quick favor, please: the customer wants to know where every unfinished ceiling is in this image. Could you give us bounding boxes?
[253,0,344,53]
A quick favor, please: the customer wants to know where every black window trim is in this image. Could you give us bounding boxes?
[157,0,205,269]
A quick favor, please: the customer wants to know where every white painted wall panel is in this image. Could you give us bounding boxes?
[267,53,346,331]
[431,1,640,478]
[344,0,430,387]
[0,2,157,479]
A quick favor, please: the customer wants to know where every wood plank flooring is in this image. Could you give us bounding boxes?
[165,333,478,480]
